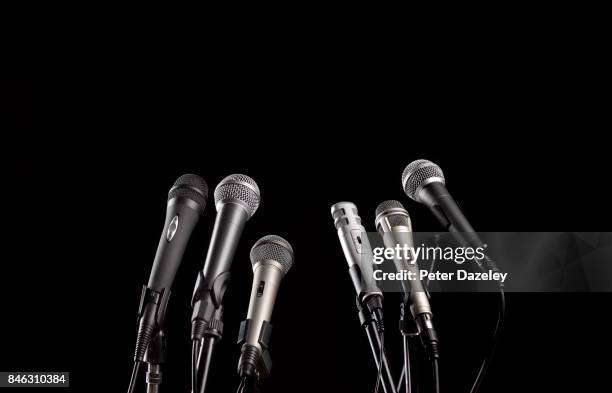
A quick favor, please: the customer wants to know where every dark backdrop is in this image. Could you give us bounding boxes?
[1,22,610,392]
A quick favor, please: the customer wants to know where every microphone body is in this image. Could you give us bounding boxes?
[238,236,294,378]
[134,174,208,363]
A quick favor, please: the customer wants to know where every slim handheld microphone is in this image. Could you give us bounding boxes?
[376,200,440,393]
[401,159,499,274]
[375,200,438,358]
[191,174,260,393]
[331,202,383,304]
[128,174,208,393]
[331,202,396,393]
[237,235,294,380]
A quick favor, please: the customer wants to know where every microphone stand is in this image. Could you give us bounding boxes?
[359,297,397,393]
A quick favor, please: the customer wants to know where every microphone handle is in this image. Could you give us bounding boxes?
[134,200,202,363]
[421,182,501,274]
[245,265,282,348]
[192,203,249,338]
[148,200,203,293]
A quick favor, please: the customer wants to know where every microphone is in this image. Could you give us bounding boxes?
[331,202,383,306]
[191,174,261,340]
[331,202,398,393]
[190,174,260,393]
[403,160,505,393]
[238,235,294,378]
[129,174,208,392]
[402,159,500,274]
[375,200,439,360]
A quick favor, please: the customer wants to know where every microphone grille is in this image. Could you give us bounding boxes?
[250,235,294,276]
[168,174,209,213]
[402,159,445,201]
[214,174,261,218]
[375,200,405,217]
[375,200,411,231]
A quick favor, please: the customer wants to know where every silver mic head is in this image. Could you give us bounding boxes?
[402,159,445,203]
[375,200,412,234]
[214,174,261,219]
[250,235,294,277]
[331,202,362,229]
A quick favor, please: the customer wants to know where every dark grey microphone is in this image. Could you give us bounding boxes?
[402,159,500,274]
[238,235,294,378]
[128,174,208,393]
[133,174,208,362]
[375,200,439,359]
[191,174,261,340]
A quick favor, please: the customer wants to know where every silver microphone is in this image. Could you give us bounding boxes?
[331,202,382,303]
[238,235,294,378]
[375,200,439,359]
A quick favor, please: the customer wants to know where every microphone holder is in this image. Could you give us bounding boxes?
[237,319,273,383]
[358,295,397,393]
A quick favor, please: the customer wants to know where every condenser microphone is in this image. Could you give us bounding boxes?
[128,174,208,393]
[238,235,294,378]
[331,202,383,304]
[402,159,500,274]
[375,200,439,360]
[331,202,397,393]
[191,174,261,340]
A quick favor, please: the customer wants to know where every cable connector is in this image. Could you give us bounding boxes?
[418,314,440,360]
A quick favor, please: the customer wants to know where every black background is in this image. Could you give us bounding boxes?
[1,13,611,393]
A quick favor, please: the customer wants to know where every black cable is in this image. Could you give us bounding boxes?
[127,361,141,393]
[236,376,247,393]
[198,337,216,393]
[374,332,385,393]
[396,367,405,393]
[469,288,506,393]
[192,339,201,393]
[403,335,411,393]
[432,358,440,393]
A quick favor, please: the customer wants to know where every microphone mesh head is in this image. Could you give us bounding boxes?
[168,174,208,213]
[214,174,261,218]
[375,200,410,231]
[250,235,294,276]
[402,159,445,201]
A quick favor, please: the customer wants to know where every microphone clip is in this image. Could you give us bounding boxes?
[237,319,273,379]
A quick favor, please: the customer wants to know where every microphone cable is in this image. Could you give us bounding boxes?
[191,339,201,393]
[432,358,441,393]
[373,309,386,393]
[396,335,412,393]
[469,286,505,393]
[127,361,141,393]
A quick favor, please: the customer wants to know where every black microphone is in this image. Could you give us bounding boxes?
[403,160,505,393]
[128,174,208,392]
[402,159,500,273]
[238,235,294,379]
[190,174,260,393]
